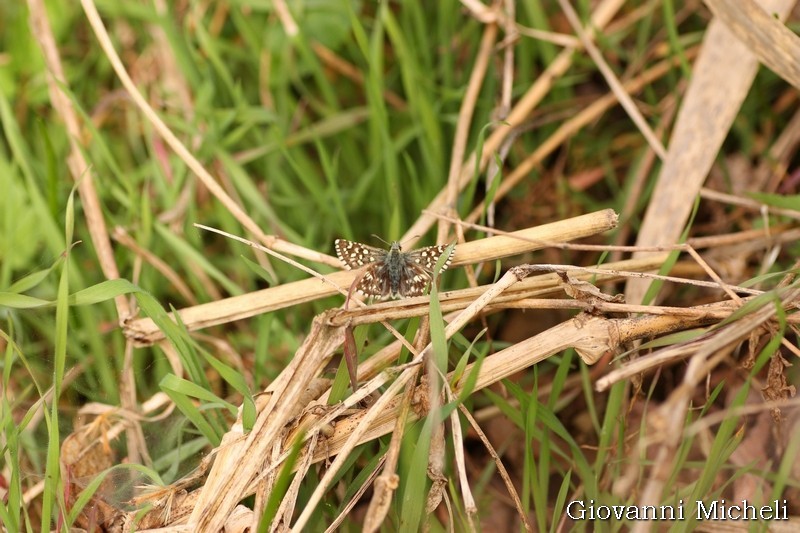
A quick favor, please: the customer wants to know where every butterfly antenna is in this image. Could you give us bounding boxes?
[370,234,392,246]
[398,235,421,247]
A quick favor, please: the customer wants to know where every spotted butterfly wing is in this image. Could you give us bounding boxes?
[334,239,453,299]
[396,245,453,297]
[334,240,386,269]
[334,239,388,297]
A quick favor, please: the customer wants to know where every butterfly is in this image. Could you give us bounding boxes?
[334,239,454,299]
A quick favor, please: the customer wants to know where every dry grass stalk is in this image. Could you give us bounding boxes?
[66,212,800,531]
[313,285,800,466]
[627,0,797,304]
[21,0,800,529]
[80,0,337,273]
[326,255,699,327]
[122,213,620,528]
[459,404,531,530]
[186,318,345,531]
[291,265,534,530]
[405,0,626,246]
[251,284,778,527]
[362,364,418,533]
[66,221,799,530]
[124,209,618,345]
[630,286,800,533]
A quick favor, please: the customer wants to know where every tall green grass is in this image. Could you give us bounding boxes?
[1,1,797,530]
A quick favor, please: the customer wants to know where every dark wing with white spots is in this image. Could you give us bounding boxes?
[398,244,454,297]
[334,239,386,270]
[405,244,453,274]
[358,267,393,299]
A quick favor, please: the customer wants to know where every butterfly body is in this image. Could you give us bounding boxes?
[335,239,453,299]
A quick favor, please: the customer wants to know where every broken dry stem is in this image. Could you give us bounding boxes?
[186,318,344,532]
[632,286,800,531]
[291,362,417,530]
[125,210,618,345]
[327,254,667,327]
[324,255,671,394]
[363,364,421,533]
[292,268,526,528]
[597,288,800,391]
[125,257,798,529]
[313,290,796,464]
